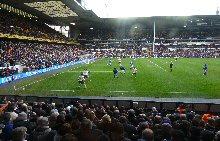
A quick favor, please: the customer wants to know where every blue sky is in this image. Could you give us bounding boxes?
[82,0,220,18]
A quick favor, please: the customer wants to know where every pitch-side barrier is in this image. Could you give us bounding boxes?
[0,58,95,84]
[0,95,219,113]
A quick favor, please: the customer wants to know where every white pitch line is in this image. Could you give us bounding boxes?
[67,70,112,73]
[51,90,75,92]
[168,91,187,94]
[109,91,135,93]
[148,60,167,72]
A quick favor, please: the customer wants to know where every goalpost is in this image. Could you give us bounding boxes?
[152,21,156,57]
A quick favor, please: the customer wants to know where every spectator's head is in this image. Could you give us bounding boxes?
[61,134,78,141]
[142,128,154,141]
[207,118,215,127]
[179,120,190,136]
[84,109,91,119]
[98,134,110,141]
[113,109,120,118]
[138,121,150,133]
[101,114,111,124]
[12,127,27,141]
[59,123,72,136]
[128,109,135,119]
[17,112,27,121]
[90,111,96,121]
[80,118,92,132]
[3,112,11,123]
[189,126,201,141]
[171,130,185,141]
[37,116,49,127]
[57,114,65,124]
[201,130,214,141]
[119,116,127,124]
[19,104,28,113]
[154,115,162,124]
[215,118,220,131]
[152,107,157,112]
[71,107,78,117]
[110,122,125,141]
[215,131,220,141]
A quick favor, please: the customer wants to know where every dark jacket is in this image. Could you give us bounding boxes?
[29,126,56,141]
[13,120,36,134]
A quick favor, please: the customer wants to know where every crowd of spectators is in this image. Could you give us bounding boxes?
[78,28,219,41]
[0,41,89,77]
[153,44,220,58]
[0,97,219,141]
[0,67,18,78]
[155,30,217,40]
[0,9,68,42]
[155,48,220,58]
[86,43,220,58]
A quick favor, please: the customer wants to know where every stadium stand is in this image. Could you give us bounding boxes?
[78,26,219,40]
[0,9,68,43]
[0,97,219,141]
[0,40,88,78]
[83,43,220,58]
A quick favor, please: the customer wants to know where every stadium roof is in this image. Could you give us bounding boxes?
[0,0,99,25]
[1,0,220,30]
[24,1,78,18]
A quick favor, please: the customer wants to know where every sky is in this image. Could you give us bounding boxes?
[81,0,220,18]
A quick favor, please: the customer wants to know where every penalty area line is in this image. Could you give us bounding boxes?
[51,90,75,92]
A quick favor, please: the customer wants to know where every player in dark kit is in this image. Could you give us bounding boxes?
[170,62,173,72]
[113,68,118,78]
[203,64,208,75]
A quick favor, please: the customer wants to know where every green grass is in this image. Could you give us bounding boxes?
[1,58,220,98]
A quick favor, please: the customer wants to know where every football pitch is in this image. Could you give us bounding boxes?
[1,58,220,98]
